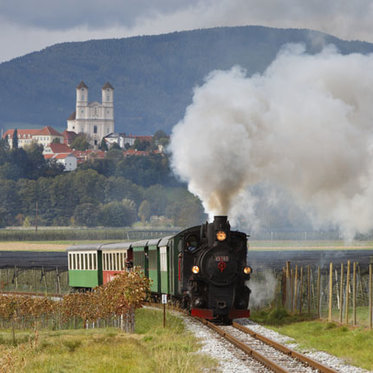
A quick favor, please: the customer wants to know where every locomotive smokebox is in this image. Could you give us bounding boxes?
[207,215,231,246]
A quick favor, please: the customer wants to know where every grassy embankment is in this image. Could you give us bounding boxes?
[252,308,373,371]
[0,308,216,373]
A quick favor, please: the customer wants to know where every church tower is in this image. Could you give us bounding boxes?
[67,81,115,149]
[76,81,88,121]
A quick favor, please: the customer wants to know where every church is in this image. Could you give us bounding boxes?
[67,81,115,148]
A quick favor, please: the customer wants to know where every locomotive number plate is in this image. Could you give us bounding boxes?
[215,256,229,262]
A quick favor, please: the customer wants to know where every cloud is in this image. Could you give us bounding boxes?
[2,0,373,63]
[169,44,373,240]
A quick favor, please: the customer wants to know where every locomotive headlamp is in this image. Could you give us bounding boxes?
[243,266,252,275]
[216,231,227,241]
[192,265,200,274]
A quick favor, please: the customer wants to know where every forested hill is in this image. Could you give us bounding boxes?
[1,25,373,134]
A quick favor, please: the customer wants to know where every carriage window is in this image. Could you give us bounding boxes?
[93,253,97,270]
[149,250,157,271]
[160,247,167,271]
[116,253,120,271]
[89,254,92,270]
[73,254,76,270]
[77,254,80,270]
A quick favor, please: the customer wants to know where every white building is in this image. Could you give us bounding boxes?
[67,81,115,149]
[3,126,64,149]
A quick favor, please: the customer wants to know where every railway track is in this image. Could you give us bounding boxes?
[197,317,337,373]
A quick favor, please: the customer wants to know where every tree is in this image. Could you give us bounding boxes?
[73,203,99,227]
[133,139,151,151]
[99,200,137,227]
[110,142,121,150]
[51,137,61,144]
[138,200,151,223]
[24,143,47,179]
[70,133,91,150]
[99,138,108,151]
[12,129,18,149]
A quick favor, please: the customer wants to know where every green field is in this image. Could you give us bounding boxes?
[0,308,216,373]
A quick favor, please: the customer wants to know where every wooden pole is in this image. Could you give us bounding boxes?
[317,266,321,318]
[328,262,333,322]
[345,260,350,325]
[35,201,38,232]
[299,267,303,314]
[294,265,298,314]
[339,263,344,324]
[353,262,357,326]
[286,261,291,311]
[290,268,294,313]
[281,267,286,307]
[307,265,311,314]
[369,264,372,330]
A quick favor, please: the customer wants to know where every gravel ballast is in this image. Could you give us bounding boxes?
[182,317,370,373]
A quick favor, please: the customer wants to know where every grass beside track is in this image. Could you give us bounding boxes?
[270,320,373,371]
[0,308,216,373]
[252,308,373,371]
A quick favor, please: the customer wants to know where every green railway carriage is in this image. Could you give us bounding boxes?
[147,238,161,293]
[159,236,171,294]
[67,244,103,288]
[132,240,149,278]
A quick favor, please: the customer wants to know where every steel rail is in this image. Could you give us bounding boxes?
[197,317,289,373]
[232,322,337,373]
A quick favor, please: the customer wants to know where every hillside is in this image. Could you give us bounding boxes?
[1,25,373,135]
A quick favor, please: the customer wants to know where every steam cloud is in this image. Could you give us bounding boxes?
[169,44,373,239]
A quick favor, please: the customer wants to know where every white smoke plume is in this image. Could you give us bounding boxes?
[169,44,373,239]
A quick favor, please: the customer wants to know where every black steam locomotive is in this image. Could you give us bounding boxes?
[180,215,251,321]
[66,215,251,322]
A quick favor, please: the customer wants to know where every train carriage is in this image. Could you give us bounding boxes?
[67,244,103,289]
[159,236,171,294]
[147,238,161,293]
[101,242,132,284]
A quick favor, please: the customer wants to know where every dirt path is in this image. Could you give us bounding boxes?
[0,242,68,251]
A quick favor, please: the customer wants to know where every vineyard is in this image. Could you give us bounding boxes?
[0,269,150,345]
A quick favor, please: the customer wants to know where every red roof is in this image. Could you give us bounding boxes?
[38,126,63,136]
[123,149,150,156]
[54,153,73,159]
[3,128,40,138]
[72,150,106,163]
[3,126,63,139]
[48,143,72,153]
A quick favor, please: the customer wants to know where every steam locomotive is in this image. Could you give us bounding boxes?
[67,216,252,322]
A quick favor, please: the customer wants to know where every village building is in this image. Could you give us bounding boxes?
[103,133,153,149]
[67,81,115,149]
[3,126,64,149]
[43,142,77,171]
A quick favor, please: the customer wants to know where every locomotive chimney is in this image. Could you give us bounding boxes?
[206,216,230,246]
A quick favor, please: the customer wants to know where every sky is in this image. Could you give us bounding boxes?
[1,0,373,64]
